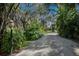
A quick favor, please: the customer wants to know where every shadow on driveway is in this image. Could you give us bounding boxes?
[14,33,79,56]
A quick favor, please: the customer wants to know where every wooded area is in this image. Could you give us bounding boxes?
[0,3,79,56]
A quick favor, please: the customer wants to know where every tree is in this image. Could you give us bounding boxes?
[56,3,79,39]
[0,3,20,55]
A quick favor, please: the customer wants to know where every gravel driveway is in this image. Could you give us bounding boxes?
[14,33,79,56]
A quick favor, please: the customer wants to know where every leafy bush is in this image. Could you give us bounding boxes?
[24,19,44,41]
[2,28,26,54]
[56,8,79,39]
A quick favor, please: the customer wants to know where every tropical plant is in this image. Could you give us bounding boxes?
[56,4,79,39]
[24,19,44,41]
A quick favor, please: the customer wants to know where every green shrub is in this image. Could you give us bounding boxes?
[24,19,44,41]
[56,8,79,39]
[2,28,26,54]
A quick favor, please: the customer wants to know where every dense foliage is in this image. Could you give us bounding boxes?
[0,4,45,55]
[2,28,26,54]
[1,19,44,55]
[56,4,79,39]
[24,19,44,41]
